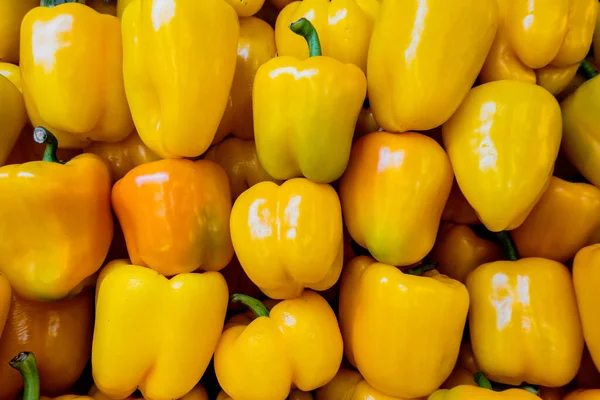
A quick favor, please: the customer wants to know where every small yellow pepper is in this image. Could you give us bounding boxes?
[0,62,21,91]
[0,74,26,166]
[0,0,38,63]
[215,292,343,400]
[316,368,418,400]
[224,0,265,17]
[429,386,540,400]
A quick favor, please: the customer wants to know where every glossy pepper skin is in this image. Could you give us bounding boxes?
[112,159,233,276]
[0,75,27,166]
[480,0,598,84]
[214,17,276,143]
[21,3,133,148]
[0,129,113,300]
[339,256,469,398]
[224,0,265,17]
[0,291,94,400]
[340,132,453,266]
[122,0,238,158]
[367,0,497,133]
[215,292,343,400]
[316,368,414,400]
[0,0,38,63]
[275,0,380,74]
[512,177,600,262]
[443,81,561,232]
[205,137,281,200]
[117,0,134,17]
[230,178,343,299]
[254,18,366,183]
[92,260,228,400]
[0,61,21,91]
[467,258,584,387]
[86,131,161,182]
[429,386,540,400]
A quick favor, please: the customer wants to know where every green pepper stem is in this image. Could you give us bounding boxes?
[495,231,519,261]
[289,18,322,57]
[9,352,40,400]
[33,127,62,164]
[404,262,438,276]
[231,294,270,318]
[41,0,85,6]
[474,372,493,390]
[520,385,540,396]
[580,60,598,80]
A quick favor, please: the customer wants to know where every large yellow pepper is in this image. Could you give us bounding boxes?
[429,386,540,400]
[275,0,379,74]
[0,128,113,300]
[122,0,238,158]
[316,368,416,400]
[467,258,584,387]
[204,137,281,200]
[254,18,366,183]
[89,384,209,400]
[214,17,276,143]
[0,0,38,63]
[92,260,228,400]
[0,74,27,166]
[215,292,343,400]
[339,256,469,398]
[230,178,343,299]
[367,0,498,132]
[511,177,600,262]
[20,1,133,149]
[443,80,561,232]
[565,390,600,400]
[340,132,453,266]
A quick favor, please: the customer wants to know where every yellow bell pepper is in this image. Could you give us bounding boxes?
[204,137,281,200]
[215,292,343,400]
[429,386,540,400]
[86,131,161,182]
[441,183,480,225]
[0,74,27,166]
[565,391,600,400]
[224,0,265,17]
[0,62,21,91]
[230,178,343,299]
[480,0,598,86]
[20,1,133,149]
[430,223,501,283]
[442,80,561,232]
[340,132,453,266]
[117,0,134,18]
[275,0,379,74]
[467,258,584,387]
[316,368,419,400]
[254,18,366,183]
[89,384,209,400]
[87,0,116,15]
[92,259,228,400]
[367,0,498,132]
[0,0,38,63]
[339,256,469,398]
[0,128,113,300]
[122,0,238,158]
[511,177,600,262]
[218,389,312,400]
[536,64,580,96]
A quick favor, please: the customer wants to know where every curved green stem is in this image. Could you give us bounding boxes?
[404,261,438,276]
[289,18,322,57]
[495,231,519,261]
[231,294,269,318]
[9,352,40,400]
[474,372,493,390]
[41,0,85,6]
[580,60,598,80]
[33,127,62,164]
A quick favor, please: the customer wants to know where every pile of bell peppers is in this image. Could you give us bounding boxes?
[2,0,600,399]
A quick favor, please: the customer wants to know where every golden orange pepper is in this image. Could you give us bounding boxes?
[204,137,281,200]
[443,80,562,232]
[21,1,133,148]
[92,260,228,400]
[0,74,27,166]
[429,386,540,400]
[0,0,38,63]
[339,256,469,398]
[89,384,209,400]
[86,131,161,182]
[87,0,116,15]
[0,128,113,300]
[368,0,497,132]
[0,291,94,400]
[340,132,453,266]
[214,17,276,143]
[230,178,343,299]
[511,177,600,262]
[564,390,600,400]
[112,159,233,276]
[254,18,366,183]
[467,258,584,387]
[441,183,480,225]
[122,0,238,158]
[215,292,343,400]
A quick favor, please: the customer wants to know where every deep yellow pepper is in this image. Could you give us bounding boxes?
[443,80,561,232]
[0,62,21,91]
[122,0,238,158]
[0,0,38,63]
[0,128,113,300]
[230,178,343,299]
[204,137,281,200]
[217,389,312,400]
[215,292,343,400]
[254,18,366,183]
[92,259,228,400]
[89,384,209,400]
[429,386,540,400]
[467,258,584,387]
[214,17,276,143]
[340,132,453,266]
[21,1,133,149]
[316,368,418,400]
[0,74,27,166]
[339,256,469,398]
[275,0,380,74]
[511,177,600,262]
[367,0,498,132]
[441,183,480,225]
